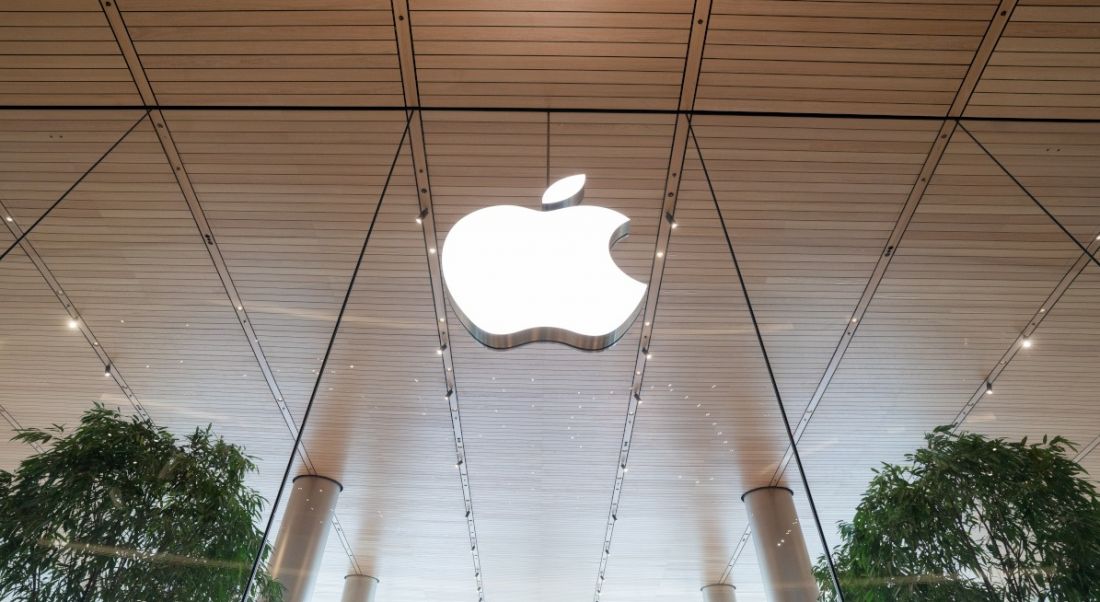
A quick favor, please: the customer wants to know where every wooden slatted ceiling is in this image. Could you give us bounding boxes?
[959,120,1100,244]
[960,269,1100,450]
[409,0,693,110]
[686,116,940,418]
[0,246,129,463]
[290,174,477,602]
[794,130,1091,549]
[597,147,782,602]
[0,110,144,221]
[0,109,141,469]
[9,119,296,503]
[163,110,409,420]
[968,0,1100,119]
[117,0,403,106]
[0,0,141,106]
[697,0,998,116]
[422,111,668,601]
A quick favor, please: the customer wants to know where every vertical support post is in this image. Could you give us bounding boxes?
[701,583,737,602]
[341,575,380,602]
[269,475,343,601]
[742,487,818,602]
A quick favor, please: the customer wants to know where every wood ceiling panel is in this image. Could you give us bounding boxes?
[410,1,693,110]
[164,109,410,420]
[687,116,940,416]
[119,0,403,106]
[423,111,669,601]
[0,109,145,228]
[960,269,1100,453]
[597,152,784,601]
[969,1,1100,118]
[0,246,129,448]
[956,120,1100,244]
[793,130,1088,549]
[12,119,296,504]
[698,0,998,115]
[289,178,477,602]
[0,0,141,106]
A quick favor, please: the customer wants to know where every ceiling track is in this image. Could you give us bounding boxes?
[591,2,713,601]
[1,198,150,424]
[719,0,1019,581]
[98,0,364,573]
[391,1,486,599]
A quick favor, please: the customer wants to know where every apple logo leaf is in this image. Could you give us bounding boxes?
[541,174,585,210]
[441,173,647,351]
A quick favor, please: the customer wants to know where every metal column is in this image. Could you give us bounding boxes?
[341,575,379,602]
[269,475,343,601]
[701,583,737,602]
[742,486,818,602]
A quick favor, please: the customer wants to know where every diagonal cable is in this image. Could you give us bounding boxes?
[238,115,412,601]
[689,124,846,601]
[958,121,1100,271]
[0,110,150,263]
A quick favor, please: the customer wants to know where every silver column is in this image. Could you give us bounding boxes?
[269,475,343,602]
[701,583,737,602]
[341,575,379,602]
[742,486,817,602]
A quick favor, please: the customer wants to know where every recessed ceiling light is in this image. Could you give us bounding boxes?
[1021,337,1032,349]
[67,318,79,329]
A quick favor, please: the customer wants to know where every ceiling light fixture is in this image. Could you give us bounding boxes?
[1021,337,1032,348]
[985,381,994,395]
[67,318,79,329]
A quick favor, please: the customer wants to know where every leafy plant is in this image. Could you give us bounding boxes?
[814,426,1100,601]
[0,404,283,601]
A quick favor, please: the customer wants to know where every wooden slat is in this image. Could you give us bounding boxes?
[0,1,140,106]
[116,1,403,107]
[698,0,1000,115]
[968,0,1100,118]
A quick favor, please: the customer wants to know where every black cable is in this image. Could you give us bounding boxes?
[0,110,150,264]
[2,104,1100,124]
[689,124,847,601]
[238,115,411,601]
[958,121,1100,271]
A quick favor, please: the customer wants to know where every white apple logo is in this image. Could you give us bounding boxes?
[441,174,647,350]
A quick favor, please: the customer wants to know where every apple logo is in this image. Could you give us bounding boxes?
[441,174,647,350]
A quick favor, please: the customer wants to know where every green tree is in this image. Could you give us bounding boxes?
[814,426,1100,601]
[0,404,283,601]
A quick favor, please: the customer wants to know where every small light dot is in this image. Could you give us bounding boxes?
[4,216,11,222]
[656,251,664,258]
[237,305,243,311]
[1021,338,1032,349]
[429,248,437,254]
[67,319,79,329]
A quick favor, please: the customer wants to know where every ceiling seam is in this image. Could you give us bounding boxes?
[718,0,1018,582]
[98,0,364,574]
[591,2,713,601]
[391,1,487,599]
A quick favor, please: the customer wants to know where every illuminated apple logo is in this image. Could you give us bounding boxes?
[441,174,647,350]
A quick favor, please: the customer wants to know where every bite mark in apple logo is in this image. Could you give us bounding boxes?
[441,174,647,350]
